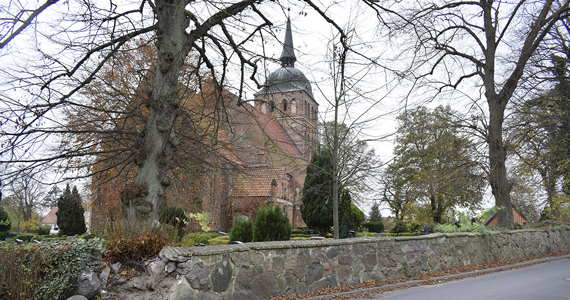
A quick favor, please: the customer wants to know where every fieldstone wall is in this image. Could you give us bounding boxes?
[144,228,569,300]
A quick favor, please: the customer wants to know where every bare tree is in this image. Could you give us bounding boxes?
[0,0,358,231]
[364,0,570,228]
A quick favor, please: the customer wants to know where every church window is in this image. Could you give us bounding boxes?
[291,100,297,114]
[270,100,275,112]
[282,99,288,111]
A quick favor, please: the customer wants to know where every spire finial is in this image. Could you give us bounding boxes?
[280,15,296,68]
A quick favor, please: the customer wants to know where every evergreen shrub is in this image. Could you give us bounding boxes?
[253,204,291,242]
[0,207,11,233]
[362,221,384,233]
[56,185,86,236]
[229,217,253,242]
[390,220,408,236]
[37,225,51,236]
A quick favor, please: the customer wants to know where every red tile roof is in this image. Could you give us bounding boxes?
[41,207,58,224]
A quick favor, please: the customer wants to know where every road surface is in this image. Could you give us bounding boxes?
[362,259,570,300]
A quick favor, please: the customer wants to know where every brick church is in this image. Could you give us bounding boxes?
[211,17,319,230]
[90,17,318,232]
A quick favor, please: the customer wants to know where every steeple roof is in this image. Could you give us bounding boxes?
[280,18,296,67]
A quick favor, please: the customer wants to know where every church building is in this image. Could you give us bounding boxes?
[218,17,319,229]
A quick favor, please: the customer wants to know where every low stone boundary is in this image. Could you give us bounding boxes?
[147,228,570,300]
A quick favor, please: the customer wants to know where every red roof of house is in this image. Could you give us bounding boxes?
[41,207,58,224]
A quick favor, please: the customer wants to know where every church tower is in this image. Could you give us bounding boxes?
[254,17,318,160]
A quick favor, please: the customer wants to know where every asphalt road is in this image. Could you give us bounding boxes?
[362,259,570,300]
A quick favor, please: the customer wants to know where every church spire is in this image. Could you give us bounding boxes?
[280,17,296,68]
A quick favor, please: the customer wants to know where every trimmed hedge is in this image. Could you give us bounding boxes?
[362,221,384,233]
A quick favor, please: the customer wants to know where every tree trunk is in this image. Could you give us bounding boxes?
[488,96,514,228]
[125,0,190,232]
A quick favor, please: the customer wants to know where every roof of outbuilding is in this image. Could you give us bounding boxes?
[41,207,58,224]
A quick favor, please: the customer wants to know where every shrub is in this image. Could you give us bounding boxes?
[362,221,384,233]
[56,185,86,236]
[37,225,51,236]
[409,222,421,232]
[179,232,218,247]
[103,234,171,264]
[158,206,188,237]
[229,217,253,242]
[0,207,11,233]
[253,204,291,242]
[356,232,375,237]
[208,236,229,245]
[0,238,105,300]
[13,234,35,242]
[388,232,421,237]
[390,220,408,236]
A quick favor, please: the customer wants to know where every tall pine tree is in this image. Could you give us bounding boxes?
[368,202,382,222]
[56,184,86,236]
[301,149,334,236]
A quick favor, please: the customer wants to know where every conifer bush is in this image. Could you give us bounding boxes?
[0,206,11,233]
[362,221,384,233]
[229,217,253,242]
[390,220,408,236]
[56,184,86,236]
[252,204,291,242]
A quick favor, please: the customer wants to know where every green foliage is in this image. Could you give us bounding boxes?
[301,149,334,236]
[362,221,384,233]
[37,225,51,236]
[385,106,485,223]
[352,204,365,229]
[56,185,86,236]
[368,202,382,222]
[356,232,375,237]
[253,204,291,242]
[388,232,421,237]
[13,234,35,242]
[0,207,11,233]
[229,217,253,242]
[103,234,171,264]
[409,222,421,232]
[0,238,105,300]
[159,205,188,237]
[390,220,408,236]
[208,236,229,245]
[339,189,354,238]
[178,232,219,247]
[436,207,504,236]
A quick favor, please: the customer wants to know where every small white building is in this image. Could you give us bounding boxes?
[41,207,59,235]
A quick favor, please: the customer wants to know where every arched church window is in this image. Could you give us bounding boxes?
[282,99,288,112]
[270,100,275,112]
[291,99,297,114]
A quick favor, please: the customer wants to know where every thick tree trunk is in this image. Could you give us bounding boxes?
[488,97,514,228]
[125,0,189,232]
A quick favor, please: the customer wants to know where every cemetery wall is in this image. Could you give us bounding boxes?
[117,228,570,300]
